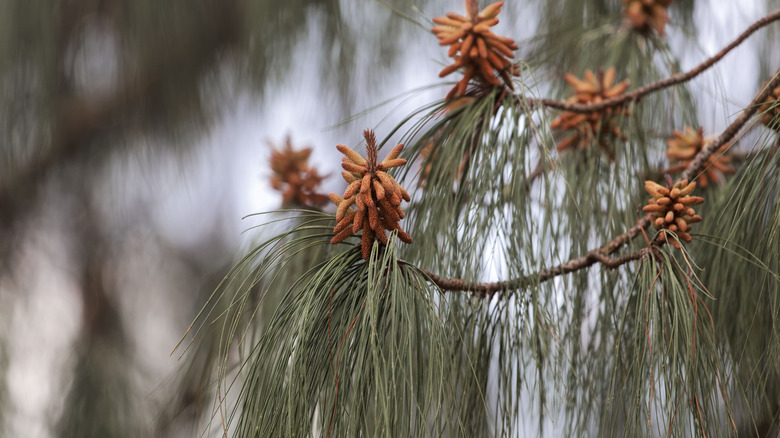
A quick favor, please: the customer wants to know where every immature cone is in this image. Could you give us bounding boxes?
[269,136,329,207]
[330,130,412,259]
[643,176,703,249]
[432,0,519,99]
[622,0,674,36]
[666,126,735,188]
[757,81,780,130]
[550,67,630,159]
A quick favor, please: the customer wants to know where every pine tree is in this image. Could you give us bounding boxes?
[185,1,780,437]
[1,1,779,437]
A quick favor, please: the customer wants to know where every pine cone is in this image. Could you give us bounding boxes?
[643,177,703,249]
[330,130,412,259]
[550,67,629,159]
[269,136,329,207]
[432,0,519,99]
[622,0,673,36]
[665,126,735,188]
[757,81,780,130]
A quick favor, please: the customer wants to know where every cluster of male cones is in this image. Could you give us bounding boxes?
[431,0,672,104]
[665,126,734,188]
[269,136,328,207]
[329,130,412,259]
[622,0,674,36]
[643,176,703,249]
[550,67,630,159]
[273,2,738,259]
[433,0,519,99]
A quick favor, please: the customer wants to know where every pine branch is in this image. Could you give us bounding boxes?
[682,70,780,181]
[413,248,650,296]
[421,68,780,296]
[525,9,780,113]
[516,10,780,191]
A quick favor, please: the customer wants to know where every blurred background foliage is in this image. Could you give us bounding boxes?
[0,0,779,437]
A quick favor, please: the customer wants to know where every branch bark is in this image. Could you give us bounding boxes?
[422,67,780,295]
[416,248,650,297]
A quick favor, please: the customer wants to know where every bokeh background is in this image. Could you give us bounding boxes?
[0,0,774,436]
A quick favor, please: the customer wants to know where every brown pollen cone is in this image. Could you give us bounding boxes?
[432,0,519,99]
[622,0,673,36]
[269,136,329,207]
[329,130,412,259]
[643,177,703,249]
[665,126,735,188]
[757,81,780,130]
[550,67,629,159]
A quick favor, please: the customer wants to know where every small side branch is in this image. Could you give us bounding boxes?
[538,247,651,283]
[420,248,650,295]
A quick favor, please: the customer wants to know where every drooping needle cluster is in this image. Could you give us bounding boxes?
[622,0,674,36]
[643,177,703,249]
[550,67,630,159]
[330,130,412,259]
[269,136,328,207]
[417,96,475,186]
[665,126,734,188]
[432,0,519,99]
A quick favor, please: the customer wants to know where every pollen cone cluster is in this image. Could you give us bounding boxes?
[432,0,519,99]
[666,126,735,188]
[757,81,780,130]
[643,177,703,249]
[622,0,673,36]
[330,130,412,259]
[269,136,328,207]
[550,67,629,159]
